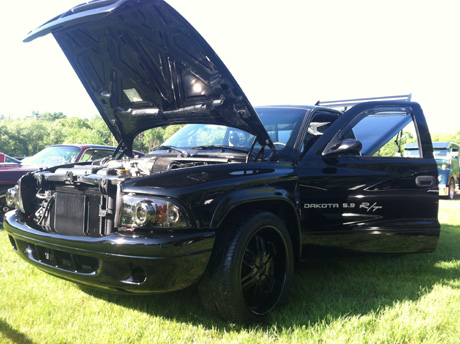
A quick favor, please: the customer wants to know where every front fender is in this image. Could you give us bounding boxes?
[210,187,298,229]
[209,187,302,261]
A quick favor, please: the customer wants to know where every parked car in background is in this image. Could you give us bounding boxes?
[0,153,21,165]
[20,144,120,166]
[0,144,140,220]
[405,142,459,199]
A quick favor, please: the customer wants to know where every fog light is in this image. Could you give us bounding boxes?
[122,266,146,285]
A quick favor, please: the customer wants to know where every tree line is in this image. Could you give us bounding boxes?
[431,132,460,145]
[0,112,177,158]
[1,111,459,158]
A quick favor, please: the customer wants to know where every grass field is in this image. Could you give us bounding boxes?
[1,200,459,343]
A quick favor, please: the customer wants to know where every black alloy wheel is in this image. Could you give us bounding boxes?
[199,211,294,323]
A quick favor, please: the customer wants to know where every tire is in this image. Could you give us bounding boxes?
[448,178,455,200]
[199,211,294,323]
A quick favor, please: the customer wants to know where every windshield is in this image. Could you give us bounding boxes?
[434,149,456,168]
[404,149,420,158]
[22,146,81,166]
[162,124,252,149]
[434,149,449,159]
[158,108,308,159]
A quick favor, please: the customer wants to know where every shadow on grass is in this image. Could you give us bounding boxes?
[0,319,35,344]
[80,223,460,331]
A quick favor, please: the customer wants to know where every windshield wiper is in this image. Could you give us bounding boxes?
[153,145,190,157]
[192,145,256,162]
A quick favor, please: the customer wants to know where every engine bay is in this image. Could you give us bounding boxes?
[15,154,237,236]
[48,154,234,180]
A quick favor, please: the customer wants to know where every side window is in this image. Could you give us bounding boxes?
[301,111,339,155]
[373,120,419,158]
[338,109,420,158]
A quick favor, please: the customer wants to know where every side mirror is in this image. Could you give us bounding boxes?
[323,139,363,157]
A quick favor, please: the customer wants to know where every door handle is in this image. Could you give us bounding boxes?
[415,175,437,187]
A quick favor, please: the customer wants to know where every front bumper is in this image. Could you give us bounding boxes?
[4,211,214,293]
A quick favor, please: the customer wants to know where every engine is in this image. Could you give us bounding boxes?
[101,155,218,177]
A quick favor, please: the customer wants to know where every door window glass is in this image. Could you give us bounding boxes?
[339,109,420,158]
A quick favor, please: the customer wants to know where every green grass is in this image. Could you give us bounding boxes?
[1,200,460,343]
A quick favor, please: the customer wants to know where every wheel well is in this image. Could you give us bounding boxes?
[217,200,301,262]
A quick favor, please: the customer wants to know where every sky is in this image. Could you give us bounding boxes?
[1,0,459,134]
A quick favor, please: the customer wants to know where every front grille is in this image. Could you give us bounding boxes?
[25,242,99,274]
[52,186,114,237]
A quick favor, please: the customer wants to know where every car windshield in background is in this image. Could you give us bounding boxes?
[21,146,81,166]
[434,149,449,162]
[405,149,420,158]
[1,154,21,164]
[156,108,307,159]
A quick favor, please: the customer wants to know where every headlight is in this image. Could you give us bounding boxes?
[119,195,190,230]
[132,200,157,226]
[6,186,18,209]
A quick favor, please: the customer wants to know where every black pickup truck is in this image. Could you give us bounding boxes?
[4,0,440,323]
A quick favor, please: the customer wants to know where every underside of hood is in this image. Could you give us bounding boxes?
[25,0,274,154]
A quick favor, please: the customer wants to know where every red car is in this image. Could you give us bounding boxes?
[0,144,134,219]
[0,153,21,165]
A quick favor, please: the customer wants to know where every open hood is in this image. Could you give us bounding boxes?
[25,0,274,153]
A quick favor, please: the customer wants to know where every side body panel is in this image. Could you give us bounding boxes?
[297,101,440,255]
